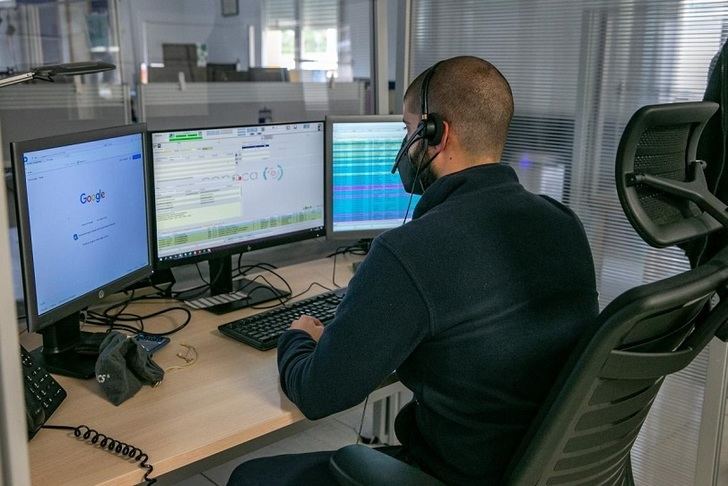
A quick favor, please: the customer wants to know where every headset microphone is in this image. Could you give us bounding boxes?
[390,126,424,174]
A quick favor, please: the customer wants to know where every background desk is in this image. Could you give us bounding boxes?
[21,255,399,485]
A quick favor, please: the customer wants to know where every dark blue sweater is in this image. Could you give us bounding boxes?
[278,163,598,484]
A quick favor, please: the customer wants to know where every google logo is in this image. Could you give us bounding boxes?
[80,190,106,204]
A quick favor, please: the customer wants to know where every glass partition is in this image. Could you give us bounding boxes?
[0,0,128,168]
[124,0,374,130]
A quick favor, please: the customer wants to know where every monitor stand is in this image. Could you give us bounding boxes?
[31,312,99,379]
[195,256,291,315]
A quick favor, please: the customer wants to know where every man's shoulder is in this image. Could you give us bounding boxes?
[376,216,436,252]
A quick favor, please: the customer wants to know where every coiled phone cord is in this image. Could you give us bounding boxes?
[42,424,156,484]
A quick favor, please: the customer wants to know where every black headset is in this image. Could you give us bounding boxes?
[420,61,445,147]
[391,61,445,174]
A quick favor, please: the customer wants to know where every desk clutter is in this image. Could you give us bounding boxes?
[19,255,363,485]
[23,331,163,436]
[21,340,160,484]
[96,332,164,406]
[12,114,393,484]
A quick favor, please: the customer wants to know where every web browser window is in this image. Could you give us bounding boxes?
[23,134,149,315]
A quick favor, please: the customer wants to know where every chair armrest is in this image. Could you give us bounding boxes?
[329,445,444,486]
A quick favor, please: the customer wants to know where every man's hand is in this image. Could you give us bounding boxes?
[290,315,325,342]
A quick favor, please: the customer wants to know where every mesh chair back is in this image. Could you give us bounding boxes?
[504,248,728,485]
[616,102,719,247]
[505,102,728,485]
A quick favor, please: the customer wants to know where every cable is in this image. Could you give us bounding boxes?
[166,261,228,300]
[326,241,370,258]
[249,281,333,310]
[83,315,143,335]
[402,162,422,224]
[194,262,209,285]
[42,424,155,484]
[111,306,192,337]
[331,245,345,288]
[329,240,370,288]
[235,256,279,276]
[392,126,425,173]
[85,294,193,337]
[170,283,211,300]
[355,394,371,446]
[240,264,292,294]
[111,289,136,321]
[237,274,290,309]
[402,141,438,225]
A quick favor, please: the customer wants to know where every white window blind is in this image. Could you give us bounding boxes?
[409,1,728,484]
[263,0,297,28]
[263,0,338,29]
[302,0,337,28]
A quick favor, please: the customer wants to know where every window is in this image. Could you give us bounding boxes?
[262,0,341,78]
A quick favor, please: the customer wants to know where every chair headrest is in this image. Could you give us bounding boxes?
[616,101,720,248]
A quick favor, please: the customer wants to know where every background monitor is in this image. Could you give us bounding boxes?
[150,121,324,311]
[325,115,420,241]
[12,124,153,378]
[248,67,289,82]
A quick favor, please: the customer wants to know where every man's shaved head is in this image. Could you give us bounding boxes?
[404,56,513,159]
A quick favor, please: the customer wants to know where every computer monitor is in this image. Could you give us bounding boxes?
[12,124,153,378]
[150,121,325,311]
[325,115,419,241]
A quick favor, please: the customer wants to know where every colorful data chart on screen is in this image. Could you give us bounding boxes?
[331,121,420,234]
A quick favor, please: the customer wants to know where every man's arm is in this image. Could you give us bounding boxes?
[277,238,431,420]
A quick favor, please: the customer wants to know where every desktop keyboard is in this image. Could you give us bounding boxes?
[218,288,347,350]
[21,346,66,438]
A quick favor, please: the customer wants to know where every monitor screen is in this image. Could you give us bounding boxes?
[13,125,152,329]
[151,121,324,265]
[326,115,420,240]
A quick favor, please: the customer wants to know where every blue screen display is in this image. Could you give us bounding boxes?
[22,133,150,315]
[331,121,420,234]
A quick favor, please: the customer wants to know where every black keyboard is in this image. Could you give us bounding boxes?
[21,346,66,438]
[218,288,346,350]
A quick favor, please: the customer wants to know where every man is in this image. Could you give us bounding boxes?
[228,56,598,485]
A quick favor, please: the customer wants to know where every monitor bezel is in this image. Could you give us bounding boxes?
[325,114,407,241]
[148,120,326,270]
[11,124,155,333]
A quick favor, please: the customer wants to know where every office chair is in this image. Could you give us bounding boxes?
[248,67,289,82]
[329,101,728,485]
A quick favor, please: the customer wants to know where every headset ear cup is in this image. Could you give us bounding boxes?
[426,113,445,146]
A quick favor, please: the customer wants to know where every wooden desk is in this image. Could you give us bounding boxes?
[22,255,379,485]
